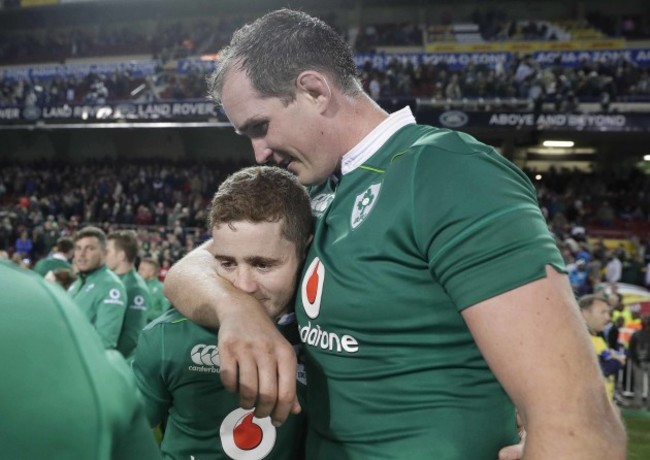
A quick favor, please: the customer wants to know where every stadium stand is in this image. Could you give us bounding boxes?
[1,0,647,262]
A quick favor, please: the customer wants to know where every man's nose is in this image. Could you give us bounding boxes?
[252,139,273,165]
[232,267,258,293]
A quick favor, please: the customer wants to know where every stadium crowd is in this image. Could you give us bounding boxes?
[1,160,649,291]
[2,6,650,110]
[0,160,248,270]
[2,51,649,111]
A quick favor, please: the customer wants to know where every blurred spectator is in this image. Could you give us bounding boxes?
[569,258,591,296]
[579,294,626,402]
[629,315,650,409]
[14,230,33,257]
[605,251,623,284]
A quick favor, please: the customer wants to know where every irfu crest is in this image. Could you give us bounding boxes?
[351,183,381,229]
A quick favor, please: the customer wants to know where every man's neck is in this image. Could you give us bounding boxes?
[80,265,104,277]
[113,262,134,275]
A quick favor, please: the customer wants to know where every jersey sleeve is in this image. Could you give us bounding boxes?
[94,282,127,349]
[132,324,171,427]
[410,130,565,310]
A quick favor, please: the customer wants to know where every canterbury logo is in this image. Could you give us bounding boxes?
[190,344,220,366]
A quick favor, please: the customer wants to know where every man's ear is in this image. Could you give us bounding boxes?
[296,71,332,111]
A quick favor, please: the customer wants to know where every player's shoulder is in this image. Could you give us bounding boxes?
[99,266,127,288]
[404,124,496,159]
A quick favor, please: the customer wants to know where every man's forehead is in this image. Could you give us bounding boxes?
[221,69,267,126]
[76,236,101,246]
[211,221,295,249]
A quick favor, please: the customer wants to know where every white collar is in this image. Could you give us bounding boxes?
[340,106,416,175]
[52,253,68,261]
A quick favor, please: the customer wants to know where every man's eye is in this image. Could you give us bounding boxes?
[249,123,268,138]
[220,261,235,270]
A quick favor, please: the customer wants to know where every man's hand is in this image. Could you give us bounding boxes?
[498,412,526,460]
[217,295,301,426]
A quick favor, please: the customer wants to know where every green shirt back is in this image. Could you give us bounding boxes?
[0,261,161,460]
[33,255,72,277]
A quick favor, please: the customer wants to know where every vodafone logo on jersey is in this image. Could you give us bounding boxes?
[220,408,276,460]
[301,257,324,319]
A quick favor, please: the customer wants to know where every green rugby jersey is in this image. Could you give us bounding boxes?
[296,108,565,459]
[68,265,127,349]
[132,308,306,460]
[116,268,151,358]
[145,277,171,323]
[0,261,161,460]
[33,254,71,277]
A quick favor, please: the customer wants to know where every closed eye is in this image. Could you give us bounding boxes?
[247,122,268,139]
[215,257,236,270]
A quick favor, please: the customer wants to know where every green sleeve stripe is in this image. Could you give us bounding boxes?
[358,165,385,174]
[171,318,188,324]
[390,149,410,162]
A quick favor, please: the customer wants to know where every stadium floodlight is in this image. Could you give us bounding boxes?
[542,140,575,148]
[644,155,650,162]
[542,141,575,148]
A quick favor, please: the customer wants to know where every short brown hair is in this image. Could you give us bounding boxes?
[55,237,74,254]
[107,229,139,263]
[74,226,107,248]
[140,257,160,271]
[578,294,610,311]
[209,166,312,255]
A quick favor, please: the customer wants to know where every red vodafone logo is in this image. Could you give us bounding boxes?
[220,408,276,459]
[301,257,324,319]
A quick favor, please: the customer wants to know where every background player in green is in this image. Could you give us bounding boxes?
[68,226,127,349]
[106,229,151,358]
[165,9,626,460]
[32,236,74,277]
[139,257,171,322]
[0,260,161,460]
[133,166,311,460]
